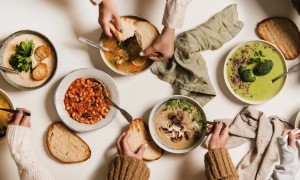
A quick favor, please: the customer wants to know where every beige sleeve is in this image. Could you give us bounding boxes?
[90,0,102,5]
[7,125,55,180]
[162,0,192,29]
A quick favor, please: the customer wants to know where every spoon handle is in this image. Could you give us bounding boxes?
[272,62,300,83]
[79,37,110,52]
[103,93,133,123]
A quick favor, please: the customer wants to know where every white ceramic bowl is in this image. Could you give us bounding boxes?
[0,88,14,140]
[224,40,287,104]
[54,68,119,132]
[99,16,155,76]
[148,95,207,154]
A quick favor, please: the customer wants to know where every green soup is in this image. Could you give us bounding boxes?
[226,41,286,102]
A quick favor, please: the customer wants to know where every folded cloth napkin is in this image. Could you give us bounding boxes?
[205,106,293,180]
[151,4,244,106]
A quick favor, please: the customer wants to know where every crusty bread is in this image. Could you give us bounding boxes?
[109,17,137,41]
[134,21,159,50]
[34,45,52,61]
[32,63,49,81]
[257,17,300,60]
[126,118,163,161]
[47,122,91,163]
[109,17,159,50]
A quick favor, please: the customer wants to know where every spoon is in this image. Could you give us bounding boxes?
[0,66,19,74]
[272,62,300,83]
[97,80,133,123]
[79,37,110,52]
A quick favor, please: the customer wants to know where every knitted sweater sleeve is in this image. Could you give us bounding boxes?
[106,155,150,180]
[204,148,239,180]
[7,125,55,180]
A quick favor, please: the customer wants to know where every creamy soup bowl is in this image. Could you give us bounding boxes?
[148,95,207,154]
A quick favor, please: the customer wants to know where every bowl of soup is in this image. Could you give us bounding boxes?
[0,89,14,140]
[148,95,207,154]
[224,40,287,104]
[99,16,154,75]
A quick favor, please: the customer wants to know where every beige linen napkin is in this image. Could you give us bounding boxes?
[205,106,293,180]
[151,4,244,106]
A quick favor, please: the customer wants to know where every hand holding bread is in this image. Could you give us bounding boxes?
[99,0,123,38]
[143,27,175,61]
[117,132,148,160]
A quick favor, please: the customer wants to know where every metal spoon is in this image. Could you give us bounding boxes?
[79,37,110,52]
[272,62,300,83]
[97,80,133,123]
[0,66,19,74]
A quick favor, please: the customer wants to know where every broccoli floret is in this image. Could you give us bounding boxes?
[238,66,256,82]
[253,59,273,76]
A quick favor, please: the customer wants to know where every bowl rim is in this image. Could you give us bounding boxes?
[223,40,288,105]
[148,95,207,154]
[0,88,14,141]
[99,15,155,76]
[54,68,119,132]
[0,29,58,91]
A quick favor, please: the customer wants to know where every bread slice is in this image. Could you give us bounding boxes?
[34,45,52,61]
[47,122,91,163]
[32,63,49,81]
[109,17,159,50]
[126,118,163,161]
[134,21,159,50]
[109,17,137,41]
[257,17,300,60]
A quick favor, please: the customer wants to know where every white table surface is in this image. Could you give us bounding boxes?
[1,0,300,179]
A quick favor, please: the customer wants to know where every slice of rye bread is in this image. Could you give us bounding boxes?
[134,21,159,50]
[257,17,300,60]
[126,118,163,161]
[47,122,91,163]
[109,17,137,41]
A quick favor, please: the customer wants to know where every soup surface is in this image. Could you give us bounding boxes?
[226,41,286,102]
[102,36,152,74]
[0,94,11,139]
[153,99,204,150]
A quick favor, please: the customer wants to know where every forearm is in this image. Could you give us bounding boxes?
[204,148,239,180]
[107,155,150,180]
[7,125,55,180]
[162,0,192,29]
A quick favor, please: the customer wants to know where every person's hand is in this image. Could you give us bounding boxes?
[282,129,300,151]
[98,0,122,38]
[116,132,148,160]
[207,120,229,150]
[7,108,31,128]
[143,27,175,61]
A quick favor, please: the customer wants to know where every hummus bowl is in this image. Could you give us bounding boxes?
[148,95,207,154]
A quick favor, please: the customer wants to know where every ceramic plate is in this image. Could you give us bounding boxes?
[54,68,119,132]
[0,30,57,90]
[148,95,207,154]
[224,40,287,104]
